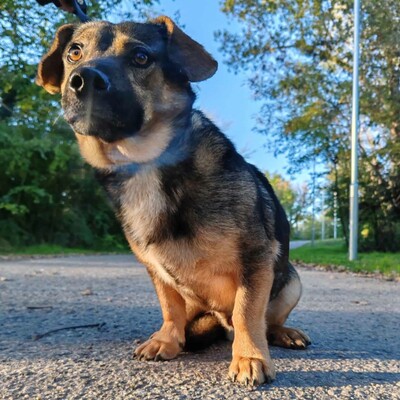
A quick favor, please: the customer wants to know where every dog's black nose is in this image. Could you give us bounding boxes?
[69,67,110,95]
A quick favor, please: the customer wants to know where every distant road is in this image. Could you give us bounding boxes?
[290,240,310,249]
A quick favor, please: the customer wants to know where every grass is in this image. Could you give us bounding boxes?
[0,244,129,257]
[291,239,400,275]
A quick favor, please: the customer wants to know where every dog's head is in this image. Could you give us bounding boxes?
[37,17,217,168]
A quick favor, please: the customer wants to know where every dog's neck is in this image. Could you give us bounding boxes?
[108,110,195,176]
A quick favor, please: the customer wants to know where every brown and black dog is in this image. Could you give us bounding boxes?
[36,16,310,386]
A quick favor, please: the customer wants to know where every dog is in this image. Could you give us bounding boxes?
[36,16,310,386]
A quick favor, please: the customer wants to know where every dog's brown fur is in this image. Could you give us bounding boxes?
[37,16,310,386]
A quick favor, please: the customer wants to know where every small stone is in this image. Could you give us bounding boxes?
[351,300,369,305]
[81,288,94,296]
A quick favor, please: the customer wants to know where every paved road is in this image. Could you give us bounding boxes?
[0,255,399,399]
[289,240,310,250]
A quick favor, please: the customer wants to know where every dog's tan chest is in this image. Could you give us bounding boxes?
[120,169,200,294]
[120,167,166,243]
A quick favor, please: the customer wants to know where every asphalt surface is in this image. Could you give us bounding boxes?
[289,240,310,250]
[0,255,399,400]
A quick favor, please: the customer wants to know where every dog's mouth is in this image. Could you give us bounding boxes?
[62,93,144,143]
[64,109,131,142]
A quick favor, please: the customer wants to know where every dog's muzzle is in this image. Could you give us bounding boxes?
[62,64,144,142]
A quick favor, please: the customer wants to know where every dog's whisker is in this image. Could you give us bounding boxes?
[52,111,64,126]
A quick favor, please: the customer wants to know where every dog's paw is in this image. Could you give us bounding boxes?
[228,356,276,387]
[134,326,184,361]
[134,337,181,361]
[268,325,311,349]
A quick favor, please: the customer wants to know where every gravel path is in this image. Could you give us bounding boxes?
[1,255,399,399]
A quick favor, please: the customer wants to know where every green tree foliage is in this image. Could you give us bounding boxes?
[265,171,309,237]
[218,0,400,251]
[0,0,155,250]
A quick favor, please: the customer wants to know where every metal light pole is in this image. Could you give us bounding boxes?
[333,191,338,240]
[349,0,361,261]
[321,191,325,240]
[311,154,316,246]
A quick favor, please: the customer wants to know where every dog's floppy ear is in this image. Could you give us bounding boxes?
[36,24,76,94]
[152,16,218,82]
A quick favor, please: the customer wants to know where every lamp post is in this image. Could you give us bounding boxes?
[333,191,338,240]
[349,0,361,260]
[321,191,325,240]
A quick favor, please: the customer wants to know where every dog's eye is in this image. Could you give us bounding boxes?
[133,48,150,66]
[67,45,83,63]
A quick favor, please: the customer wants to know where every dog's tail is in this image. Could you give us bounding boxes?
[184,313,226,351]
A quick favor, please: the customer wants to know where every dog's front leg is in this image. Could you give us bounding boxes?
[229,265,276,386]
[134,271,186,361]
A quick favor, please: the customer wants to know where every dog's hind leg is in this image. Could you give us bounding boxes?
[266,263,311,349]
[184,312,226,351]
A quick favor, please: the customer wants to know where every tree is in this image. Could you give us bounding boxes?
[218,0,400,251]
[0,0,156,249]
[265,172,310,238]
